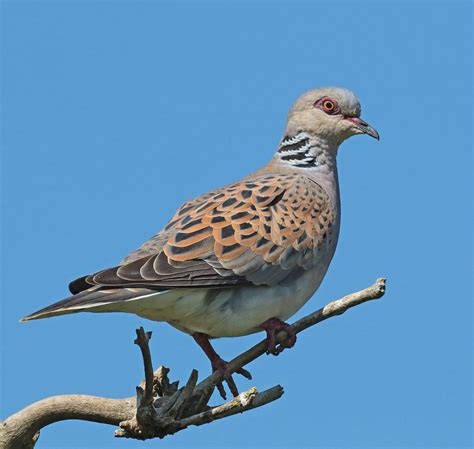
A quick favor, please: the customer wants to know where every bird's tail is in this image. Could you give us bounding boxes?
[20,287,159,322]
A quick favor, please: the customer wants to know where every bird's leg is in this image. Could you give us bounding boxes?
[260,317,297,356]
[192,332,252,400]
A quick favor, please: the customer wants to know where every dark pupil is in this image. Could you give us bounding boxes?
[325,101,333,110]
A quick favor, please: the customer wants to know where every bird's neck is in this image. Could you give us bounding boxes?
[272,131,339,175]
[268,131,341,210]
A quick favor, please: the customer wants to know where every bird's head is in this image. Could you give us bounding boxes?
[285,87,379,144]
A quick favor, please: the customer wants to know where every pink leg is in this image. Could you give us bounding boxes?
[260,317,297,355]
[192,332,252,400]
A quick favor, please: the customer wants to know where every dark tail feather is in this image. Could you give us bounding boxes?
[20,287,156,322]
[68,275,93,294]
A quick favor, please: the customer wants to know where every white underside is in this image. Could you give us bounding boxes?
[88,261,331,338]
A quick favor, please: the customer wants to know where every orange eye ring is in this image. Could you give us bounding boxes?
[315,97,340,115]
[322,100,335,112]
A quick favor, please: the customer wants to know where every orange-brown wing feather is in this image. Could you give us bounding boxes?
[73,174,335,291]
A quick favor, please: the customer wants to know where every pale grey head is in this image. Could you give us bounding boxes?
[285,87,379,144]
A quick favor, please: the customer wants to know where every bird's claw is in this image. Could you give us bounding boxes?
[211,358,252,400]
[260,317,297,356]
[192,332,252,400]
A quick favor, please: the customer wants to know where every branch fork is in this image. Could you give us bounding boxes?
[115,327,283,440]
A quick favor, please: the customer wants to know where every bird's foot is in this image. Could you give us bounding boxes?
[260,317,297,356]
[192,332,252,400]
[210,356,252,400]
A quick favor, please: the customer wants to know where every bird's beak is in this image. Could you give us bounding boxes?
[345,116,380,140]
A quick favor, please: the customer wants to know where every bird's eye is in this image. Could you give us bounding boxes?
[323,100,335,111]
[315,97,340,115]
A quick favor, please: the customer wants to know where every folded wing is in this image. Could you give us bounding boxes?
[71,173,336,292]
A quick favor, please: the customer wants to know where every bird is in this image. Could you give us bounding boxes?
[21,87,379,399]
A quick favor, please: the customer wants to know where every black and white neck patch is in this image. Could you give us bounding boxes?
[277,132,316,168]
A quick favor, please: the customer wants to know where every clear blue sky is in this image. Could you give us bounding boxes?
[1,1,472,448]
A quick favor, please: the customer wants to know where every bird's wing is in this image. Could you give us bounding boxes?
[71,173,336,292]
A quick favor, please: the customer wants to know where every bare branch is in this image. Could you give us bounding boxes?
[176,385,284,429]
[0,395,136,449]
[0,278,386,448]
[134,327,154,408]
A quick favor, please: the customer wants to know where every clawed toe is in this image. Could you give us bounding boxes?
[236,366,252,380]
[260,317,297,356]
[212,358,251,399]
[192,331,252,400]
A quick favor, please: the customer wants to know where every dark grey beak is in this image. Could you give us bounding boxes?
[346,117,380,140]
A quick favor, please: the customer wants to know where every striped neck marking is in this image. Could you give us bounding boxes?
[277,132,316,168]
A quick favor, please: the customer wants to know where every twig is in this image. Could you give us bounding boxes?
[176,385,284,429]
[171,369,199,418]
[134,327,154,407]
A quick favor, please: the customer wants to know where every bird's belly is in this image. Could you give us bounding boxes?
[130,264,329,338]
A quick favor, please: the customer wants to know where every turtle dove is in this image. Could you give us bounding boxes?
[22,87,379,398]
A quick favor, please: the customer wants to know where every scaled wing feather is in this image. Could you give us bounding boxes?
[71,174,335,292]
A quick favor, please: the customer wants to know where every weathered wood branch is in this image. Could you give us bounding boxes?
[0,278,386,448]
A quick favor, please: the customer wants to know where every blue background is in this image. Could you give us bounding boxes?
[1,1,472,448]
